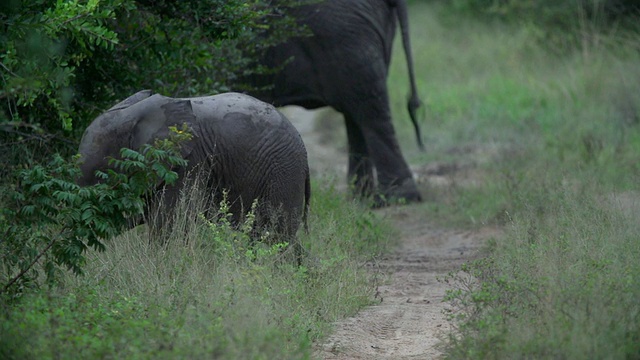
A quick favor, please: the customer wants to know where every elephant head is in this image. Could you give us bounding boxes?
[78,90,196,186]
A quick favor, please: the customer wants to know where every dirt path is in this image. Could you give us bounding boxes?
[282,107,497,359]
[316,212,496,360]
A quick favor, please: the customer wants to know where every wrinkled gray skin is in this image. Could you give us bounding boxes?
[78,91,310,243]
[245,0,422,204]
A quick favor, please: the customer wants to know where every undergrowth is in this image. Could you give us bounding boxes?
[0,181,392,359]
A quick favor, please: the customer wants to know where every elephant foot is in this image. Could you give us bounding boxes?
[373,177,422,208]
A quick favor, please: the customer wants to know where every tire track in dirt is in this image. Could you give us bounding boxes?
[282,106,498,360]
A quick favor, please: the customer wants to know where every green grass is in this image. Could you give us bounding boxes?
[389,2,640,223]
[0,182,393,359]
[444,180,640,359]
[386,2,640,358]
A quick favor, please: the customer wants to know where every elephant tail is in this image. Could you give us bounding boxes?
[393,0,424,151]
[303,167,311,235]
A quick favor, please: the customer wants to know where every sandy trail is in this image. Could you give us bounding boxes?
[317,214,496,360]
[282,107,496,360]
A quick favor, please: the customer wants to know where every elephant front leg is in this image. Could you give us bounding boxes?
[344,117,376,199]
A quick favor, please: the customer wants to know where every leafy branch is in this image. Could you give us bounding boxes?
[0,128,189,297]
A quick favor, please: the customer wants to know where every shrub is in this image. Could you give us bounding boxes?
[0,128,189,297]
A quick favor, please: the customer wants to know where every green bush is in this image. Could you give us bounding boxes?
[0,128,189,297]
[0,288,183,360]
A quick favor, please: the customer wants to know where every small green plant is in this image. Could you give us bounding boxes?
[0,286,187,360]
[198,194,290,263]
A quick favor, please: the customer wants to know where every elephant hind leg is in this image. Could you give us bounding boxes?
[341,95,422,205]
[344,115,376,199]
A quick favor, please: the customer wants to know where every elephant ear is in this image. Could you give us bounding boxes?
[131,99,198,159]
[107,90,153,112]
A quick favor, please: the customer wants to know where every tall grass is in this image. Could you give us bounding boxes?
[389,1,640,223]
[445,179,640,359]
[0,181,392,359]
[387,2,640,358]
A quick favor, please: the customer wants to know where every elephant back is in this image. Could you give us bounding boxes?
[189,92,308,237]
[190,93,304,154]
[107,90,153,112]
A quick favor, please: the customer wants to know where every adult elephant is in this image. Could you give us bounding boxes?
[243,0,423,204]
[78,90,311,245]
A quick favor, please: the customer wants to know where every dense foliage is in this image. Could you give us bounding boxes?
[0,0,302,177]
[0,182,391,358]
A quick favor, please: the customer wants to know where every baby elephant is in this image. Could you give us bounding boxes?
[78,90,310,246]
